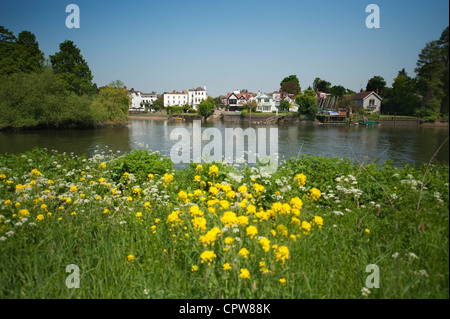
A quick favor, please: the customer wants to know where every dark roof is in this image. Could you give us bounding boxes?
[189,87,205,92]
[352,91,383,101]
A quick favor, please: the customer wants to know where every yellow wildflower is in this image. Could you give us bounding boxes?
[294,173,306,186]
[309,187,321,201]
[223,263,232,271]
[313,216,324,228]
[259,237,271,252]
[246,225,258,238]
[239,268,250,279]
[275,246,289,264]
[238,248,250,258]
[208,165,219,177]
[200,251,217,265]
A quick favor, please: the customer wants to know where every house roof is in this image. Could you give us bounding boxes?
[352,91,383,101]
[189,87,205,92]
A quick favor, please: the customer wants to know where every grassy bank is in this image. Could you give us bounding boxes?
[0,148,448,298]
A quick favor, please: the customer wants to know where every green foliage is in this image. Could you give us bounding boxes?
[50,40,96,96]
[198,99,215,118]
[329,85,347,98]
[382,69,421,116]
[0,149,448,298]
[415,26,448,115]
[295,89,318,115]
[242,100,257,113]
[279,99,291,112]
[166,106,185,115]
[91,87,130,124]
[280,75,301,95]
[313,77,331,93]
[0,27,44,76]
[108,149,173,184]
[416,107,440,123]
[0,71,128,129]
[241,109,248,116]
[107,80,125,89]
[366,76,386,95]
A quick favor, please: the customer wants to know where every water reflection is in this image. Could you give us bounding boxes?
[0,120,448,167]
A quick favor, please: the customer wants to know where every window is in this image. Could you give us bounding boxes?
[369,99,376,106]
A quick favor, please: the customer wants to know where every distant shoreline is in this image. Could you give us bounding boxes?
[128,113,449,128]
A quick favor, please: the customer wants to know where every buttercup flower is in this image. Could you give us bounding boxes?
[239,268,250,279]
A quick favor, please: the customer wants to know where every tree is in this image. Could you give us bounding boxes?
[329,85,347,98]
[313,77,331,92]
[0,26,17,76]
[0,27,44,76]
[198,99,215,119]
[91,86,130,123]
[415,36,447,113]
[50,40,96,95]
[382,69,420,115]
[243,100,257,113]
[108,80,125,89]
[295,89,318,115]
[279,99,291,112]
[366,76,386,95]
[280,75,301,95]
[13,31,44,74]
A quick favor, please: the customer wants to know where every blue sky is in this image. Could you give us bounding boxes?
[1,0,448,96]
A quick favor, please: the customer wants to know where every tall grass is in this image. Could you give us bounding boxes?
[0,147,448,298]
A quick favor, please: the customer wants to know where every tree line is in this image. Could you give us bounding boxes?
[0,26,130,129]
[278,26,449,121]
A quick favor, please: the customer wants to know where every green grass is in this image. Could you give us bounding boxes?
[0,148,448,299]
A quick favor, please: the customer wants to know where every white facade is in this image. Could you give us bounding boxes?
[128,89,158,112]
[188,85,208,109]
[164,85,208,109]
[250,92,278,113]
[164,92,188,107]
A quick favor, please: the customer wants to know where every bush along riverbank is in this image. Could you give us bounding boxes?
[0,147,448,298]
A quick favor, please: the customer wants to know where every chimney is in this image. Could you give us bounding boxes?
[376,88,379,95]
[360,88,363,93]
[124,86,127,90]
[204,84,207,91]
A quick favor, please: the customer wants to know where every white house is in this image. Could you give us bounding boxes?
[188,86,208,109]
[127,87,158,112]
[141,92,157,107]
[164,85,208,109]
[128,88,144,111]
[270,91,298,112]
[352,91,383,112]
[164,91,189,107]
[250,91,278,113]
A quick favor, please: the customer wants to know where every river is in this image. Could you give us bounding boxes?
[0,119,448,167]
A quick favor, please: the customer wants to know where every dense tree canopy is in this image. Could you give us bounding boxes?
[0,25,129,129]
[280,75,301,95]
[313,77,331,93]
[0,27,44,76]
[382,69,421,115]
[366,76,387,95]
[415,26,449,114]
[295,89,318,115]
[50,40,96,95]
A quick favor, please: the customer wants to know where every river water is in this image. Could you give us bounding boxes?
[0,119,448,167]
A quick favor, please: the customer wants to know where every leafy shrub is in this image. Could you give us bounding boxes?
[417,107,440,123]
[109,149,173,184]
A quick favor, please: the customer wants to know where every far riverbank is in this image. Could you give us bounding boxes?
[128,113,449,128]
